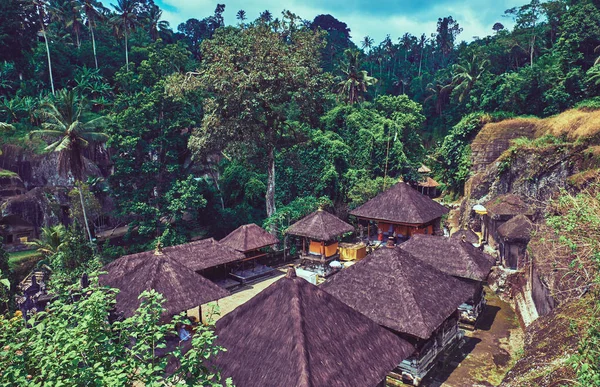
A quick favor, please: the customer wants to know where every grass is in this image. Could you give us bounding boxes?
[8,250,41,270]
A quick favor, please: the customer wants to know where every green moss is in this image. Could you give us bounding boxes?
[0,169,17,178]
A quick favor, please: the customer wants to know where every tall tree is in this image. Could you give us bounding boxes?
[433,16,462,66]
[80,0,107,69]
[30,89,109,241]
[186,16,332,219]
[505,0,543,67]
[236,9,246,24]
[146,4,169,41]
[110,0,140,71]
[452,54,489,103]
[32,0,56,94]
[51,0,84,49]
[336,49,377,104]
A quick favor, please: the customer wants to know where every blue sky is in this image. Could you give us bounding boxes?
[149,0,526,45]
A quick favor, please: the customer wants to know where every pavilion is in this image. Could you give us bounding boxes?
[482,194,531,248]
[285,209,353,277]
[99,246,229,318]
[400,234,495,326]
[350,182,448,243]
[220,224,279,283]
[321,247,473,385]
[211,267,414,387]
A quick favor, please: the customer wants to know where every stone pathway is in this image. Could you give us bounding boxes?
[421,287,523,387]
[201,270,286,322]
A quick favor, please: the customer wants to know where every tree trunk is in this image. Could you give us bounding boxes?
[42,27,55,95]
[90,22,98,69]
[530,35,535,68]
[78,184,94,243]
[125,27,129,72]
[266,145,276,219]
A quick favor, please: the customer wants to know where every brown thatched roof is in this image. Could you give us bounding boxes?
[350,182,448,225]
[400,234,495,281]
[220,223,279,253]
[497,214,534,242]
[418,177,440,188]
[212,268,413,387]
[166,238,245,271]
[99,250,229,318]
[285,209,354,241]
[418,164,431,173]
[485,194,530,219]
[321,248,473,339]
[450,229,480,244]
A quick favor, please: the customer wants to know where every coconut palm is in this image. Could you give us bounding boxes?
[452,55,490,103]
[259,10,272,23]
[425,79,453,116]
[30,90,109,241]
[31,0,56,95]
[50,0,84,48]
[336,49,377,104]
[110,0,141,71]
[80,0,107,69]
[236,9,246,23]
[146,5,169,41]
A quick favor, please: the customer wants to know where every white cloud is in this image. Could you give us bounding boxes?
[156,0,524,45]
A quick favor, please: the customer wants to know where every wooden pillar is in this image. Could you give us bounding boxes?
[302,238,306,255]
[367,222,370,243]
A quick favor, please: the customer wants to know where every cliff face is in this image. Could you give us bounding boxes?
[0,144,108,189]
[456,108,600,386]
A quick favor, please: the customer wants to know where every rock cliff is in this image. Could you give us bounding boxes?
[456,108,600,386]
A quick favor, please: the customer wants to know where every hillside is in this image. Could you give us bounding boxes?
[455,107,600,386]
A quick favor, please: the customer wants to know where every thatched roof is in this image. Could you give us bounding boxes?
[497,214,534,242]
[321,248,473,339]
[400,234,495,281]
[285,209,354,241]
[220,223,279,253]
[418,177,440,188]
[350,182,448,225]
[485,194,530,219]
[418,164,431,173]
[166,238,245,271]
[212,268,413,387]
[450,229,480,244]
[99,249,229,318]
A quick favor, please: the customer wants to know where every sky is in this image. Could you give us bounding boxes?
[150,0,527,45]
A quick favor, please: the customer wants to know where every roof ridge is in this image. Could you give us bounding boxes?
[396,255,429,336]
[290,279,312,387]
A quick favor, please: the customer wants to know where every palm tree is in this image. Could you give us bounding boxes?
[259,10,272,23]
[50,0,84,48]
[418,34,427,77]
[26,225,68,256]
[30,90,109,241]
[146,5,169,41]
[425,79,453,116]
[452,55,490,103]
[31,0,56,95]
[110,0,140,71]
[336,49,377,104]
[80,0,107,69]
[236,9,246,24]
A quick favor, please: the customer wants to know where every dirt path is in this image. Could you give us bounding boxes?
[421,287,523,387]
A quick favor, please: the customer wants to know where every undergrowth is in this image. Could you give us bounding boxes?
[545,185,600,386]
